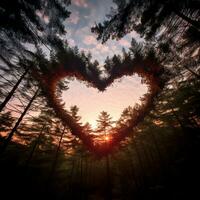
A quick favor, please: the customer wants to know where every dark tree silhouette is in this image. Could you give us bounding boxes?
[0,0,71,58]
[69,105,82,125]
[0,1,199,199]
[96,111,114,135]
[92,0,200,42]
[0,68,29,112]
[0,88,39,153]
[96,111,114,199]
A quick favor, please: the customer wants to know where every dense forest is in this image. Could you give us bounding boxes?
[0,0,199,199]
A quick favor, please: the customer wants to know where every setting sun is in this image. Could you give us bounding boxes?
[104,135,110,141]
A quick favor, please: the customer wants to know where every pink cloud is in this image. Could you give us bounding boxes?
[72,0,88,8]
[68,38,76,46]
[95,43,109,53]
[118,38,130,47]
[83,35,97,45]
[69,11,80,24]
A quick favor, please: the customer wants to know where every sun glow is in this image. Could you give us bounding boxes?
[104,135,110,141]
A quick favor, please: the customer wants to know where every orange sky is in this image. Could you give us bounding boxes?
[62,75,148,128]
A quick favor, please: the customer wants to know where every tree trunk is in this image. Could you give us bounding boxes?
[48,126,66,180]
[0,68,29,112]
[84,156,88,199]
[126,148,140,191]
[67,159,75,197]
[183,65,200,79]
[133,139,147,189]
[105,154,112,200]
[25,124,45,168]
[79,153,83,199]
[0,88,39,154]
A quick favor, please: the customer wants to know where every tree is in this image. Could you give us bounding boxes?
[0,112,15,133]
[96,111,114,135]
[0,68,29,112]
[117,106,134,127]
[0,88,39,153]
[69,105,82,125]
[0,0,72,115]
[48,125,67,182]
[22,105,56,168]
[96,111,114,199]
[0,0,71,58]
[92,0,200,42]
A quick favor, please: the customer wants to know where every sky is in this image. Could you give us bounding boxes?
[62,0,147,128]
[64,0,144,64]
[62,76,148,128]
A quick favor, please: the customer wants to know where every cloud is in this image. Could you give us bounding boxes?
[96,43,109,53]
[69,11,80,24]
[129,30,139,38]
[111,45,117,51]
[128,30,145,43]
[75,26,89,36]
[83,35,97,45]
[118,38,130,47]
[68,38,76,46]
[72,0,88,8]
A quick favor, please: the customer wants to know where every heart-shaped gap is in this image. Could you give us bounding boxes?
[35,47,166,157]
[62,75,148,129]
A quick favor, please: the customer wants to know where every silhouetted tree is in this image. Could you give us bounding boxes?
[96,111,114,199]
[0,68,29,112]
[69,105,82,125]
[92,0,200,42]
[96,111,114,135]
[0,88,39,153]
[0,0,71,58]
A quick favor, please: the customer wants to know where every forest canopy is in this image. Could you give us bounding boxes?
[0,0,199,199]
